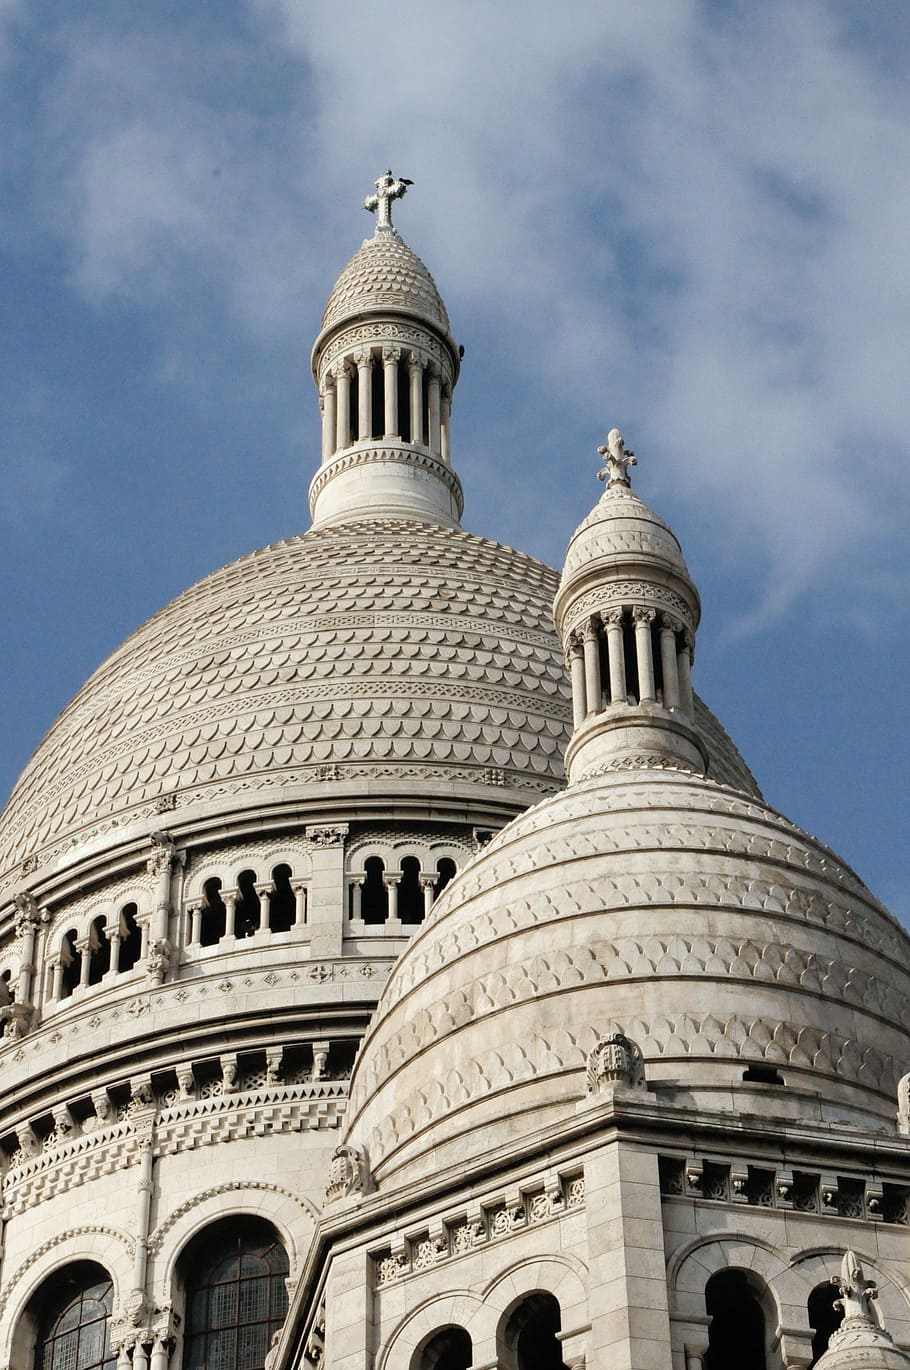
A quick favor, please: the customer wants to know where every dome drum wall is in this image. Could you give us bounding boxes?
[307,444,463,529]
[344,773,910,1191]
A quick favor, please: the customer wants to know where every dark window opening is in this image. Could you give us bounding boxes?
[622,615,637,701]
[705,1270,767,1370]
[31,1260,114,1370]
[419,368,430,446]
[502,1293,567,1370]
[434,858,457,899]
[809,1282,843,1367]
[118,903,142,974]
[88,917,110,986]
[415,1326,472,1370]
[348,368,358,442]
[361,857,388,924]
[743,1065,785,1085]
[651,617,664,701]
[397,366,411,442]
[269,864,296,933]
[182,1216,289,1370]
[235,870,261,938]
[745,1167,774,1208]
[61,930,81,997]
[201,878,226,947]
[370,354,384,438]
[398,856,424,925]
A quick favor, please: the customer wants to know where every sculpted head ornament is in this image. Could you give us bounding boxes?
[597,428,637,488]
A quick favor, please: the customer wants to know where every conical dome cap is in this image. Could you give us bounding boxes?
[320,230,451,337]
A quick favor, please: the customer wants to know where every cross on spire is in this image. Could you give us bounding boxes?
[363,170,413,233]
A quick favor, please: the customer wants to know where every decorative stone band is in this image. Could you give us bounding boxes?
[364,1010,901,1174]
[308,443,464,514]
[318,319,452,380]
[561,581,696,640]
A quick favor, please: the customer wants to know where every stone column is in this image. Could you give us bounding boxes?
[408,352,423,444]
[633,607,657,703]
[677,629,695,719]
[660,615,681,710]
[321,378,337,462]
[333,361,352,451]
[440,387,451,465]
[12,893,41,1028]
[582,618,602,716]
[427,364,442,455]
[223,891,237,940]
[107,926,122,976]
[77,938,91,989]
[350,880,363,921]
[604,609,627,705]
[293,882,307,927]
[382,344,400,437]
[149,1337,170,1370]
[386,878,399,922]
[51,957,65,1002]
[421,878,435,920]
[568,635,586,729]
[189,906,203,946]
[586,1141,673,1370]
[139,919,150,961]
[354,348,373,441]
[305,825,348,960]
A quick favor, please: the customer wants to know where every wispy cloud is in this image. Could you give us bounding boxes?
[7,0,909,621]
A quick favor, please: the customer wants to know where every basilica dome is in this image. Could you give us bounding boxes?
[318,229,452,342]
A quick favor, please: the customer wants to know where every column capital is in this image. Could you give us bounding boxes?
[661,611,684,635]
[352,347,373,369]
[407,349,425,373]
[330,358,353,382]
[382,343,402,365]
[147,831,181,878]
[581,616,600,643]
[632,606,656,626]
[682,627,696,654]
[306,823,349,848]
[603,607,625,628]
[13,891,42,936]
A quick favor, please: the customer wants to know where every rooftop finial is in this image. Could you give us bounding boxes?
[597,428,637,488]
[833,1251,879,1326]
[363,169,413,234]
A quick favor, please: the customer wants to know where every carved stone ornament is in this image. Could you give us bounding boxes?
[146,831,179,878]
[13,891,41,935]
[145,937,171,978]
[898,1072,910,1136]
[325,1144,371,1202]
[306,824,349,849]
[363,168,412,231]
[585,1032,646,1094]
[821,1250,910,1364]
[597,428,637,487]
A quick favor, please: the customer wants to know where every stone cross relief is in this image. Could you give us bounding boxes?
[363,169,413,231]
[598,428,637,487]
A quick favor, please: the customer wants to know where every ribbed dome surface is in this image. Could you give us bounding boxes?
[346,768,910,1187]
[560,485,690,585]
[320,231,451,336]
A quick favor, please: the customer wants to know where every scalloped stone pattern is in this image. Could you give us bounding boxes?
[0,521,759,882]
[560,485,690,582]
[345,770,910,1185]
[321,232,451,335]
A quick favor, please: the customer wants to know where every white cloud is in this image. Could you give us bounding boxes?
[20,1,910,622]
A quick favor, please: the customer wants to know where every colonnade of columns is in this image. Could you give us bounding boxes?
[321,345,450,464]
[348,869,438,925]
[186,879,307,946]
[566,608,694,730]
[48,916,151,1003]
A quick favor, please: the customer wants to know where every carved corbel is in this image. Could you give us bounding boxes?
[220,1054,239,1094]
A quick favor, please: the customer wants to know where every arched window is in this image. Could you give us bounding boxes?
[201,877,226,947]
[235,870,261,938]
[413,1325,472,1370]
[60,929,81,998]
[28,1260,115,1370]
[118,903,142,974]
[268,864,296,933]
[88,916,109,986]
[809,1282,844,1366]
[705,1270,767,1370]
[182,1216,289,1370]
[361,857,388,924]
[398,857,424,924]
[500,1293,567,1370]
[434,858,457,899]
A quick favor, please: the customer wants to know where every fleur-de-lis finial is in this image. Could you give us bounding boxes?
[597,428,637,488]
[363,170,413,233]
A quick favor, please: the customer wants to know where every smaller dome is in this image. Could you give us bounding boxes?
[560,484,690,586]
[320,229,451,338]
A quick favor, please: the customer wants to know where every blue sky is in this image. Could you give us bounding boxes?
[0,1,907,916]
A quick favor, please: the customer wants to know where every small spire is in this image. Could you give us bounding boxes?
[833,1251,879,1325]
[363,169,413,234]
[597,428,637,488]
